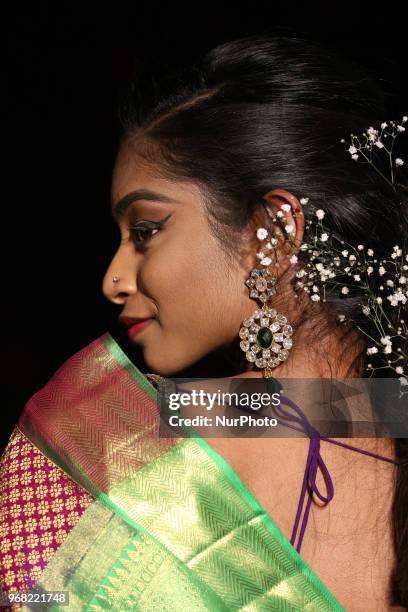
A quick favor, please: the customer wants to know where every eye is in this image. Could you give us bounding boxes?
[129,222,159,246]
[128,213,172,251]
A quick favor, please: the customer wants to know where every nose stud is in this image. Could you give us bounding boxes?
[113,276,120,283]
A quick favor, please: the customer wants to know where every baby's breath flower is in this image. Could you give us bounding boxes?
[285,224,295,234]
[311,294,320,301]
[379,266,386,275]
[260,257,272,266]
[289,254,298,264]
[367,266,374,275]
[367,347,378,355]
[362,306,370,315]
[320,233,328,242]
[315,209,325,220]
[257,228,268,240]
[338,314,346,322]
[352,154,359,160]
[376,297,383,304]
[341,287,349,295]
[353,274,361,281]
[276,210,284,218]
[281,204,291,212]
[367,249,374,256]
[396,366,404,375]
[300,197,309,205]
[395,158,404,166]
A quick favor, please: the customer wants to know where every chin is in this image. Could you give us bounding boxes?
[143,345,201,377]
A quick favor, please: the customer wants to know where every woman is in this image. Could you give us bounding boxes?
[1,35,407,610]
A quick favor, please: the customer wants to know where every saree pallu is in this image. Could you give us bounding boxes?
[0,332,345,611]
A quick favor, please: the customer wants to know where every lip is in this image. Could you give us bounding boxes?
[119,317,154,340]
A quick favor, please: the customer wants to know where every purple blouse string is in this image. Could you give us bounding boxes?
[274,394,400,554]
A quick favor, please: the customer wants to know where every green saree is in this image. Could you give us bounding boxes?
[0,332,345,611]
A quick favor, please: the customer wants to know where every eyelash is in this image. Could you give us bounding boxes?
[128,213,172,249]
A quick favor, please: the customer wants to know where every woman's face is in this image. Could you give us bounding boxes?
[102,141,256,375]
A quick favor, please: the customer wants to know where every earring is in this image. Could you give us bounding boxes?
[239,227,294,378]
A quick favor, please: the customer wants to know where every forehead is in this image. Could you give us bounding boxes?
[111,140,205,216]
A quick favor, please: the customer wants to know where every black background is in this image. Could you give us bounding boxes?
[3,1,408,450]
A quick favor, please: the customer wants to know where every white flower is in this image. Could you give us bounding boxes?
[367,249,374,256]
[352,154,359,161]
[270,238,278,247]
[289,254,298,264]
[383,344,392,354]
[300,197,309,205]
[320,233,329,242]
[353,274,361,281]
[349,255,356,261]
[315,263,324,271]
[338,314,346,322]
[285,224,295,234]
[312,285,319,292]
[381,336,391,345]
[403,116,408,123]
[367,266,374,275]
[379,266,386,276]
[395,158,404,166]
[387,290,407,306]
[276,210,284,218]
[311,294,320,301]
[362,305,370,315]
[399,276,407,284]
[315,209,325,220]
[341,250,348,257]
[397,125,406,132]
[396,366,404,375]
[348,145,358,154]
[381,122,388,129]
[260,257,272,266]
[341,286,349,295]
[367,347,378,355]
[386,279,394,287]
[393,246,402,256]
[376,297,383,304]
[257,228,268,240]
[375,141,384,149]
[281,204,291,212]
[357,245,364,250]
[256,251,265,259]
[399,377,408,386]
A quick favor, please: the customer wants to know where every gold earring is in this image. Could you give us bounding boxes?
[239,228,294,378]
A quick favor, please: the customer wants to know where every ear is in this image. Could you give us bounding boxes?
[262,187,305,248]
[249,188,305,275]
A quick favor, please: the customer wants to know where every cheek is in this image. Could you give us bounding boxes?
[143,237,245,341]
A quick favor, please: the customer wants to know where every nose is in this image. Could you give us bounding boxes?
[102,247,138,305]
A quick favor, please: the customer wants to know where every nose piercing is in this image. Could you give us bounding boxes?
[113,276,120,283]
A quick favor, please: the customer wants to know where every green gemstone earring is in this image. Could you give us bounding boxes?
[239,227,294,378]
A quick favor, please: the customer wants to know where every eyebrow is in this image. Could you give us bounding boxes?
[112,189,180,221]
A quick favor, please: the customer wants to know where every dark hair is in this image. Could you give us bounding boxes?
[117,35,408,607]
